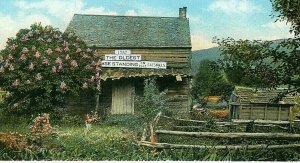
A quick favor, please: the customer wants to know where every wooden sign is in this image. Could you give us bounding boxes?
[115,50,131,55]
[105,54,141,61]
[102,61,167,69]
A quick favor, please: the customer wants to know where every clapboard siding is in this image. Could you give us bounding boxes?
[97,48,191,71]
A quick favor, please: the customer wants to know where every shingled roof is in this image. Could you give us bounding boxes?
[232,86,298,105]
[65,14,191,48]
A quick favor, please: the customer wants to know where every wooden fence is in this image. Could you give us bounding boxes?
[138,113,300,150]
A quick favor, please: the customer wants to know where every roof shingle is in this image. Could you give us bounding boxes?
[65,14,191,48]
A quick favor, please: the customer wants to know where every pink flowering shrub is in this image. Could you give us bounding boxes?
[0,23,101,116]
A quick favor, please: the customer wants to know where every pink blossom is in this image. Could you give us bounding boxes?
[91,61,95,66]
[27,31,33,37]
[52,33,58,39]
[34,51,41,58]
[5,91,11,98]
[0,55,3,63]
[34,29,40,34]
[93,50,99,57]
[95,72,100,79]
[65,54,70,60]
[86,48,92,53]
[96,84,101,91]
[46,48,53,55]
[52,66,57,73]
[58,65,63,70]
[11,44,18,51]
[60,81,66,90]
[0,66,4,73]
[22,47,29,53]
[25,80,31,84]
[55,46,62,52]
[64,46,70,52]
[95,66,101,72]
[76,47,82,53]
[82,53,89,59]
[63,41,69,47]
[42,59,49,65]
[32,46,36,52]
[12,79,19,87]
[19,54,27,61]
[82,82,88,89]
[95,59,101,66]
[8,64,14,71]
[21,36,29,42]
[4,61,9,68]
[13,103,19,108]
[70,60,78,67]
[7,54,13,60]
[55,57,62,65]
[37,37,44,42]
[90,76,95,82]
[29,63,34,70]
[35,73,42,81]
[85,65,91,70]
[68,33,74,38]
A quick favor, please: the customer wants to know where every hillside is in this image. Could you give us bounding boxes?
[191,47,221,75]
[191,39,286,75]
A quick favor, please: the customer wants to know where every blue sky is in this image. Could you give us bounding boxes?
[0,0,292,50]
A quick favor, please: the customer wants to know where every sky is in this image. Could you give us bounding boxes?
[0,0,293,51]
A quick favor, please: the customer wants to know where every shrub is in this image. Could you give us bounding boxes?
[0,23,101,116]
[135,78,169,124]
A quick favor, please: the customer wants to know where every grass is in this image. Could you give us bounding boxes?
[1,112,300,161]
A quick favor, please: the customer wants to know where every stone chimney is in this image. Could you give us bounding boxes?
[179,7,187,18]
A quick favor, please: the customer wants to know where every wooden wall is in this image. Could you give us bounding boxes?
[232,104,291,121]
[97,48,191,73]
[65,94,96,115]
[157,76,191,117]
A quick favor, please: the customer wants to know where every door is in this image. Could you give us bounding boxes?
[111,80,135,114]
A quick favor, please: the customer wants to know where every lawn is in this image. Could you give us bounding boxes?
[1,113,300,161]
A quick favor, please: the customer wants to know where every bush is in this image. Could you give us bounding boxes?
[0,23,101,117]
[135,78,169,124]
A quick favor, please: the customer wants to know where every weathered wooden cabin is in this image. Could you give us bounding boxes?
[229,86,298,121]
[65,7,192,117]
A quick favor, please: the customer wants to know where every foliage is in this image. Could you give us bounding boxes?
[135,78,169,124]
[214,37,299,95]
[214,0,300,95]
[191,60,234,103]
[0,23,101,116]
[270,0,300,36]
[1,118,300,161]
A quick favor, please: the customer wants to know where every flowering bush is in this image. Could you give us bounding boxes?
[0,23,101,116]
[30,113,52,136]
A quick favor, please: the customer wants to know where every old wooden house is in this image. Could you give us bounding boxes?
[229,86,298,121]
[65,7,192,117]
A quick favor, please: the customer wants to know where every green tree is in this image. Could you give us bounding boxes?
[271,0,300,36]
[214,0,300,96]
[191,60,234,103]
[0,23,101,116]
[214,39,281,88]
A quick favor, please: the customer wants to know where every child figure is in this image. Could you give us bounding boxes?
[84,114,92,135]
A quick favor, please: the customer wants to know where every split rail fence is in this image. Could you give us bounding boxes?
[138,112,300,150]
